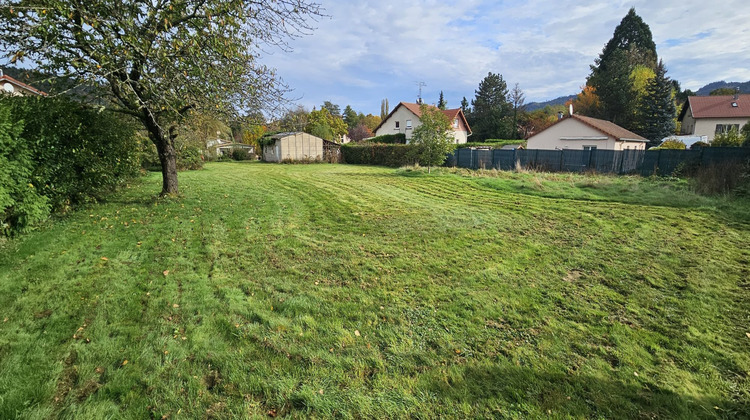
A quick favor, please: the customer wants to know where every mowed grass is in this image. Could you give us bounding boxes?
[1,162,749,419]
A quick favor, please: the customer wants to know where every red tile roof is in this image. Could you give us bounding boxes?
[0,74,48,96]
[680,94,750,119]
[529,114,646,142]
[571,114,646,141]
[375,102,472,134]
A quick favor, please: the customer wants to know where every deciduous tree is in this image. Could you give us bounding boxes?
[411,105,454,173]
[0,1,322,195]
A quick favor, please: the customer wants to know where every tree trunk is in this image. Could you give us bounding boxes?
[156,140,179,196]
[142,109,179,196]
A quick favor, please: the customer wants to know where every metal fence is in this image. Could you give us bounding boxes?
[445,147,750,176]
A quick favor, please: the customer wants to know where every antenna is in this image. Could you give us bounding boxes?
[415,81,426,104]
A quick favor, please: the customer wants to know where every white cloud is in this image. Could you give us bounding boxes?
[262,0,750,114]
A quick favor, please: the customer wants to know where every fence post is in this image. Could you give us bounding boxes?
[559,149,563,171]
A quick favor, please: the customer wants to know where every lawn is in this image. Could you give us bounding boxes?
[1,162,748,419]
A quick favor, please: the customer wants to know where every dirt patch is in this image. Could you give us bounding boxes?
[53,350,79,406]
[563,270,582,282]
[34,309,53,319]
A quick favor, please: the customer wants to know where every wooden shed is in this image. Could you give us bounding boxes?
[262,132,340,163]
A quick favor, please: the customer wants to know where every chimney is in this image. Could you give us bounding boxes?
[734,87,740,101]
[557,111,564,120]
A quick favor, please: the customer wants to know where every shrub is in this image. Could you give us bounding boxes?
[0,103,50,236]
[231,148,251,161]
[691,160,748,195]
[3,96,141,213]
[366,133,406,144]
[712,128,744,147]
[659,139,687,149]
[342,143,422,167]
[690,141,710,150]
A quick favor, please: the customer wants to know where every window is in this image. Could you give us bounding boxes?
[395,121,400,129]
[406,119,412,129]
[715,124,740,134]
[453,118,459,128]
[583,146,597,151]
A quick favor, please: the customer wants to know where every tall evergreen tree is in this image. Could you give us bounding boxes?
[322,101,341,118]
[470,72,511,141]
[460,97,471,114]
[587,8,657,130]
[437,91,447,110]
[638,60,676,147]
[343,105,359,129]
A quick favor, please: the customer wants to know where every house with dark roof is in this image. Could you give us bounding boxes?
[678,94,750,142]
[374,102,472,144]
[0,70,47,97]
[526,114,647,151]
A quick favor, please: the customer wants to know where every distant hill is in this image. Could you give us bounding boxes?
[525,95,576,112]
[525,80,750,112]
[694,81,750,96]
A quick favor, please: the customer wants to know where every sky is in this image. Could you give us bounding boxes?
[261,0,750,116]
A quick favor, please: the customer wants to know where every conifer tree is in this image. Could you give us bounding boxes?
[587,8,657,130]
[437,91,447,110]
[638,61,676,147]
[470,72,511,141]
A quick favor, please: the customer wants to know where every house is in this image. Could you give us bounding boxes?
[373,102,472,144]
[261,132,339,162]
[678,94,750,142]
[526,114,647,151]
[206,139,255,157]
[0,70,47,97]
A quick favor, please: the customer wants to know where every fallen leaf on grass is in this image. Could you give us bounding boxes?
[746,332,750,339]
[100,257,108,261]
[172,303,179,308]
[354,330,360,337]
[163,270,170,276]
[267,409,277,417]
[121,360,128,366]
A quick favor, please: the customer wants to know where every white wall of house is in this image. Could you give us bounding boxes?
[687,117,749,142]
[680,102,750,142]
[375,106,418,140]
[527,118,645,151]
[262,133,324,162]
[374,105,470,144]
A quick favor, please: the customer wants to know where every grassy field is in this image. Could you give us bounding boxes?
[1,162,748,419]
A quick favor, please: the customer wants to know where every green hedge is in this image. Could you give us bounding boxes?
[365,133,406,144]
[0,104,49,236]
[1,96,141,235]
[457,139,525,149]
[342,143,423,167]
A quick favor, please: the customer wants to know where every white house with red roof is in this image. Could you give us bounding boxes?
[526,114,647,151]
[0,70,47,97]
[678,94,750,142]
[374,102,472,144]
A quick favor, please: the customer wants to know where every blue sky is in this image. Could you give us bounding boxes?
[262,0,750,115]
